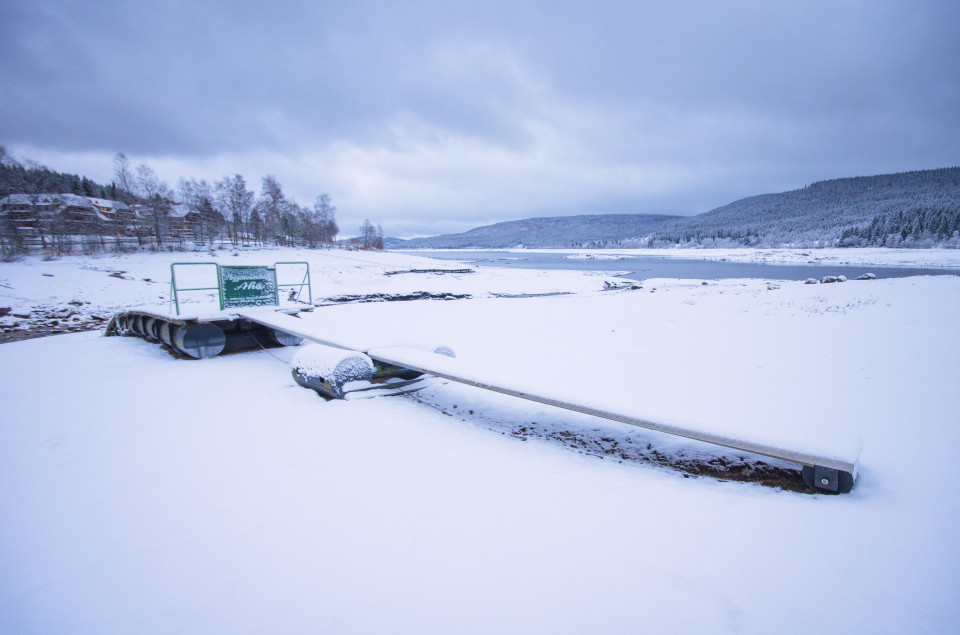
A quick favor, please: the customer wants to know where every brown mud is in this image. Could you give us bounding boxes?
[0,302,109,344]
[402,391,811,494]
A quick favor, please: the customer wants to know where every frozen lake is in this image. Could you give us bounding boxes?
[404,250,960,282]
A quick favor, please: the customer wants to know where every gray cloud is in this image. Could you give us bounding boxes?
[2,0,958,237]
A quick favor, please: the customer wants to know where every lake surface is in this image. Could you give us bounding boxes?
[401,250,959,283]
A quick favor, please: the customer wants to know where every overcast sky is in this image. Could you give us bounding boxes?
[2,0,958,237]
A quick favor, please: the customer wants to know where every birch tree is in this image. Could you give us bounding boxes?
[216,174,253,245]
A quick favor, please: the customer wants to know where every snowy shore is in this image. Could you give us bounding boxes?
[0,248,627,342]
[1,247,959,633]
[414,246,960,269]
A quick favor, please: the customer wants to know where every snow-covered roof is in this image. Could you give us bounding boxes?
[131,201,198,219]
[167,202,190,218]
[1,193,125,213]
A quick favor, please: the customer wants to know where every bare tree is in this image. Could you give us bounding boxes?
[358,219,376,249]
[47,194,71,256]
[314,193,338,246]
[135,164,171,247]
[298,205,318,248]
[179,178,220,246]
[216,174,253,245]
[112,152,136,203]
[255,175,288,246]
[248,208,264,245]
[21,161,55,251]
[278,200,300,246]
[195,182,222,246]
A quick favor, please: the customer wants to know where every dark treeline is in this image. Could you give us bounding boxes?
[647,167,960,249]
[0,147,119,200]
[839,207,960,247]
[0,147,389,257]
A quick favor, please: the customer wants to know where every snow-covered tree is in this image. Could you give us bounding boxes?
[313,193,338,246]
[135,164,172,247]
[216,174,254,245]
[255,175,287,246]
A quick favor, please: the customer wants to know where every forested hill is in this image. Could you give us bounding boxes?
[651,168,960,248]
[392,168,959,250]
[388,214,681,249]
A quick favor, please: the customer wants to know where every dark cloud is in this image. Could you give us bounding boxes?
[2,0,958,236]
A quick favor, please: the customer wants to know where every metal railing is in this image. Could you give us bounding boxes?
[274,261,312,305]
[168,261,311,315]
[170,262,222,314]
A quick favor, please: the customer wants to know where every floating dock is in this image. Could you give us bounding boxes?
[107,261,861,494]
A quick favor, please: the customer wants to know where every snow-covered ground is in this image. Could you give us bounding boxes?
[0,247,628,341]
[1,247,959,633]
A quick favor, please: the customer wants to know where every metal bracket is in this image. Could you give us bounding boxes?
[802,465,855,494]
[813,465,840,493]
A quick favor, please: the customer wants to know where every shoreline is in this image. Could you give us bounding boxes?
[394,246,960,269]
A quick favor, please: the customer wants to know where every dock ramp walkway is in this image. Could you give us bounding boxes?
[237,309,861,493]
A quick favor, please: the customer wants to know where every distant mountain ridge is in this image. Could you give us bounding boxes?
[388,213,681,249]
[652,167,960,248]
[389,167,960,249]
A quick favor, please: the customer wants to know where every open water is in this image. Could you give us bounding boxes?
[403,250,959,283]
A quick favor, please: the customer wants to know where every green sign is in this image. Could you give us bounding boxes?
[219,265,278,308]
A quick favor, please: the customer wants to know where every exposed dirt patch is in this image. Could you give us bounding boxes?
[0,304,110,344]
[318,292,472,305]
[403,391,811,493]
[514,423,808,492]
